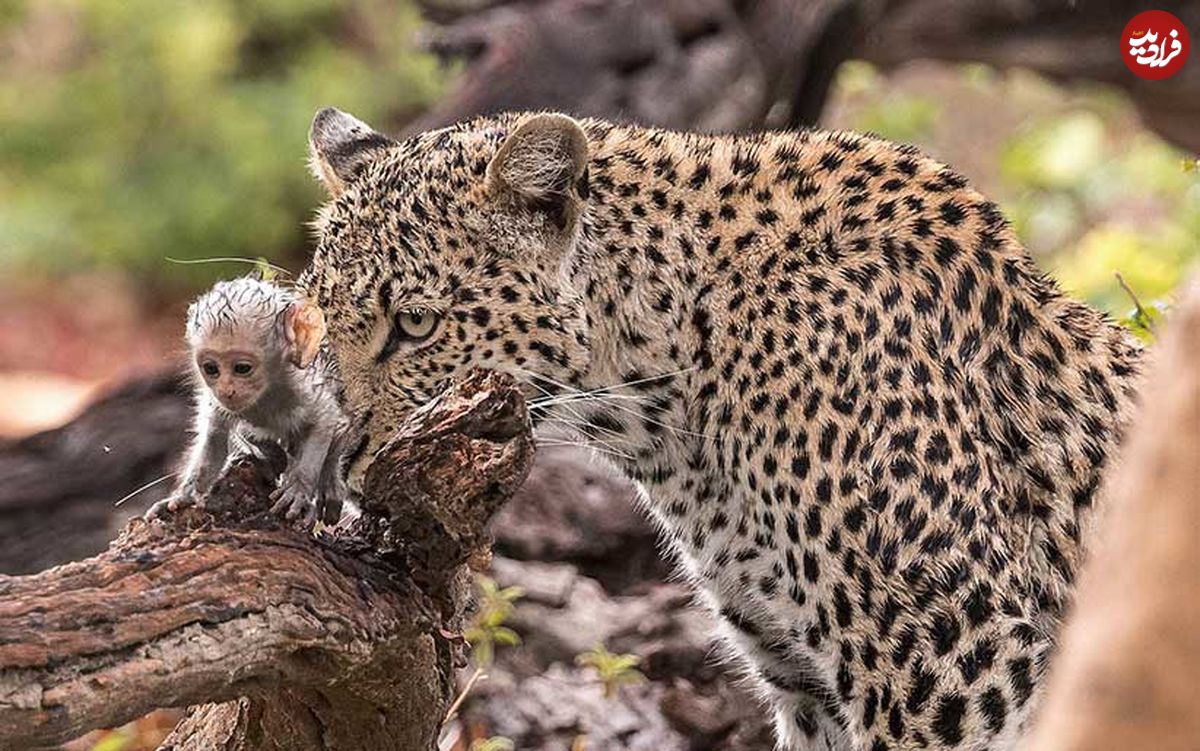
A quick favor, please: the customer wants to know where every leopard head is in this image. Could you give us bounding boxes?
[302,108,593,487]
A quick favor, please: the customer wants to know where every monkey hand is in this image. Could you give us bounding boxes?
[144,485,202,520]
[270,472,320,525]
[315,477,349,526]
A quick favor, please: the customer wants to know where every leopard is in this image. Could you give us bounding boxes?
[299,107,1144,750]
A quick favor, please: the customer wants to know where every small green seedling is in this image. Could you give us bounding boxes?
[575,643,646,699]
[1115,273,1165,343]
[465,576,523,666]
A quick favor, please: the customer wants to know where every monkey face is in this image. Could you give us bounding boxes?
[195,346,267,414]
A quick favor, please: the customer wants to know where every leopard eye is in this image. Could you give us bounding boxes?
[376,308,444,364]
[396,309,440,341]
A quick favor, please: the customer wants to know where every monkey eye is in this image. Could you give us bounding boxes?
[200,361,220,378]
[232,361,255,377]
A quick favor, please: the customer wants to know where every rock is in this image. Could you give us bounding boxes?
[466,557,774,748]
[493,447,671,592]
[469,664,689,751]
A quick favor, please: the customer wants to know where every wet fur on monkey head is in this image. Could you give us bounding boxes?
[148,276,348,526]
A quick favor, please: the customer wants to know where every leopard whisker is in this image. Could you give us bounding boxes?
[534,437,636,462]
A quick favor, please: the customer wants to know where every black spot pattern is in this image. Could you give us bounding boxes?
[303,112,1145,751]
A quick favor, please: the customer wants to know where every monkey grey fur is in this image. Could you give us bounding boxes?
[146,277,350,525]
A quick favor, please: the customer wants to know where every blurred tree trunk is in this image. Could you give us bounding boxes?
[410,0,881,134]
[0,372,191,575]
[415,0,1200,152]
[862,0,1200,154]
[1025,276,1200,751]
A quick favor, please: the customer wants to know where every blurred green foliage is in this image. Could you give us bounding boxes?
[837,61,943,144]
[1001,111,1200,317]
[0,0,441,286]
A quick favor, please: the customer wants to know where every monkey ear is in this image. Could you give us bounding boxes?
[486,113,590,231]
[284,301,327,369]
[308,107,396,196]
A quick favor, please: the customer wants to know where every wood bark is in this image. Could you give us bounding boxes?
[1024,276,1200,751]
[0,372,192,575]
[413,0,1200,152]
[0,370,534,750]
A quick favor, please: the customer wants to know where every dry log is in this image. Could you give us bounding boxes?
[0,371,191,575]
[414,0,1200,152]
[862,0,1200,154]
[408,0,860,135]
[1024,275,1200,751]
[0,370,534,750]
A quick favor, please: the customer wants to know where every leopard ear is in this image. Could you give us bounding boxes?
[308,107,396,196]
[487,113,589,231]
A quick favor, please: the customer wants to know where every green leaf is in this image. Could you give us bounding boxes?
[615,670,646,686]
[491,627,521,646]
[472,639,494,667]
[498,585,525,602]
[608,655,642,672]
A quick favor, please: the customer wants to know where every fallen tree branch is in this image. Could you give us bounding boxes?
[0,371,192,575]
[0,369,534,750]
[413,0,1200,152]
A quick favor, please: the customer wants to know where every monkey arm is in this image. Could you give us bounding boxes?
[181,405,235,495]
[146,400,233,519]
[270,420,336,523]
[314,425,351,525]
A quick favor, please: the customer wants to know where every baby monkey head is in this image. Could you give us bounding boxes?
[186,278,326,414]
